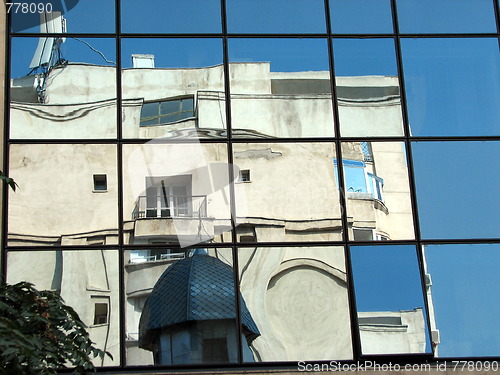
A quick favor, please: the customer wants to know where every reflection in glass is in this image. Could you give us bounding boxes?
[226,0,326,33]
[412,141,500,240]
[6,250,120,366]
[120,0,221,34]
[402,38,500,137]
[351,245,432,355]
[424,244,500,357]
[11,0,116,34]
[121,38,224,139]
[122,143,232,247]
[125,249,254,365]
[396,0,497,34]
[8,144,119,246]
[233,143,342,242]
[228,38,334,138]
[340,142,414,240]
[238,246,352,361]
[10,37,117,139]
[333,38,403,137]
[330,0,393,34]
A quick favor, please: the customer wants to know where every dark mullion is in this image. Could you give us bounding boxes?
[10,32,499,39]
[1,15,12,283]
[326,0,363,361]
[7,237,500,253]
[9,33,118,38]
[7,135,500,145]
[391,0,437,359]
[5,245,122,252]
[494,0,500,38]
[116,0,126,367]
[4,237,499,257]
[221,0,244,364]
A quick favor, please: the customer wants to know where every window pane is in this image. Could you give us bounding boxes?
[333,38,403,137]
[424,244,500,357]
[11,0,116,34]
[160,100,179,115]
[120,0,221,33]
[341,142,415,241]
[351,245,432,355]
[10,37,117,139]
[226,0,326,33]
[396,0,497,34]
[123,143,232,246]
[8,144,119,247]
[6,249,120,366]
[141,102,159,118]
[412,141,500,239]
[233,142,342,243]
[238,246,353,361]
[228,39,333,138]
[124,248,240,365]
[121,38,225,139]
[330,0,393,34]
[182,98,194,111]
[402,38,500,137]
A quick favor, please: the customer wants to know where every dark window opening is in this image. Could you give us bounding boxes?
[94,302,108,325]
[239,170,251,182]
[93,174,107,191]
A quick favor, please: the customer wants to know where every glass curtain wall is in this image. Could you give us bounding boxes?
[3,0,500,369]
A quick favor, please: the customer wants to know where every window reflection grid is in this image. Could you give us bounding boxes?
[3,0,500,370]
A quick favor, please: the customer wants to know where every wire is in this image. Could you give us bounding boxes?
[71,37,116,65]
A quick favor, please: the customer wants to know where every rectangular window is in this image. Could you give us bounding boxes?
[93,174,107,191]
[93,300,109,325]
[353,228,374,241]
[368,173,384,201]
[239,170,250,182]
[335,159,368,193]
[361,142,373,162]
[140,97,194,126]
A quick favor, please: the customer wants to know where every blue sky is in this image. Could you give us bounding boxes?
[396,0,497,33]
[402,38,500,137]
[8,0,500,359]
[350,244,432,354]
[11,0,115,33]
[412,141,500,239]
[424,244,500,357]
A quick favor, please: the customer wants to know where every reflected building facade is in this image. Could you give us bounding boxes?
[6,35,430,365]
[4,0,499,372]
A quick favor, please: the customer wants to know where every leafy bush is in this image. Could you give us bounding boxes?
[0,282,111,374]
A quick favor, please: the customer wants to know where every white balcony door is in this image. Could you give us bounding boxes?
[145,176,191,218]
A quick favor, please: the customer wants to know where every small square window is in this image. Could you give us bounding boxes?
[239,170,250,182]
[93,174,107,191]
[93,302,108,325]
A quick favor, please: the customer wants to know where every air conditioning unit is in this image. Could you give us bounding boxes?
[431,329,441,344]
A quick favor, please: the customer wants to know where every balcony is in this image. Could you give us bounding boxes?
[131,195,214,245]
[132,195,207,220]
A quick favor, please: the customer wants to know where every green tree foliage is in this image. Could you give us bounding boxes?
[0,282,112,374]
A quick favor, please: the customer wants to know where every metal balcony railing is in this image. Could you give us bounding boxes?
[132,195,207,220]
